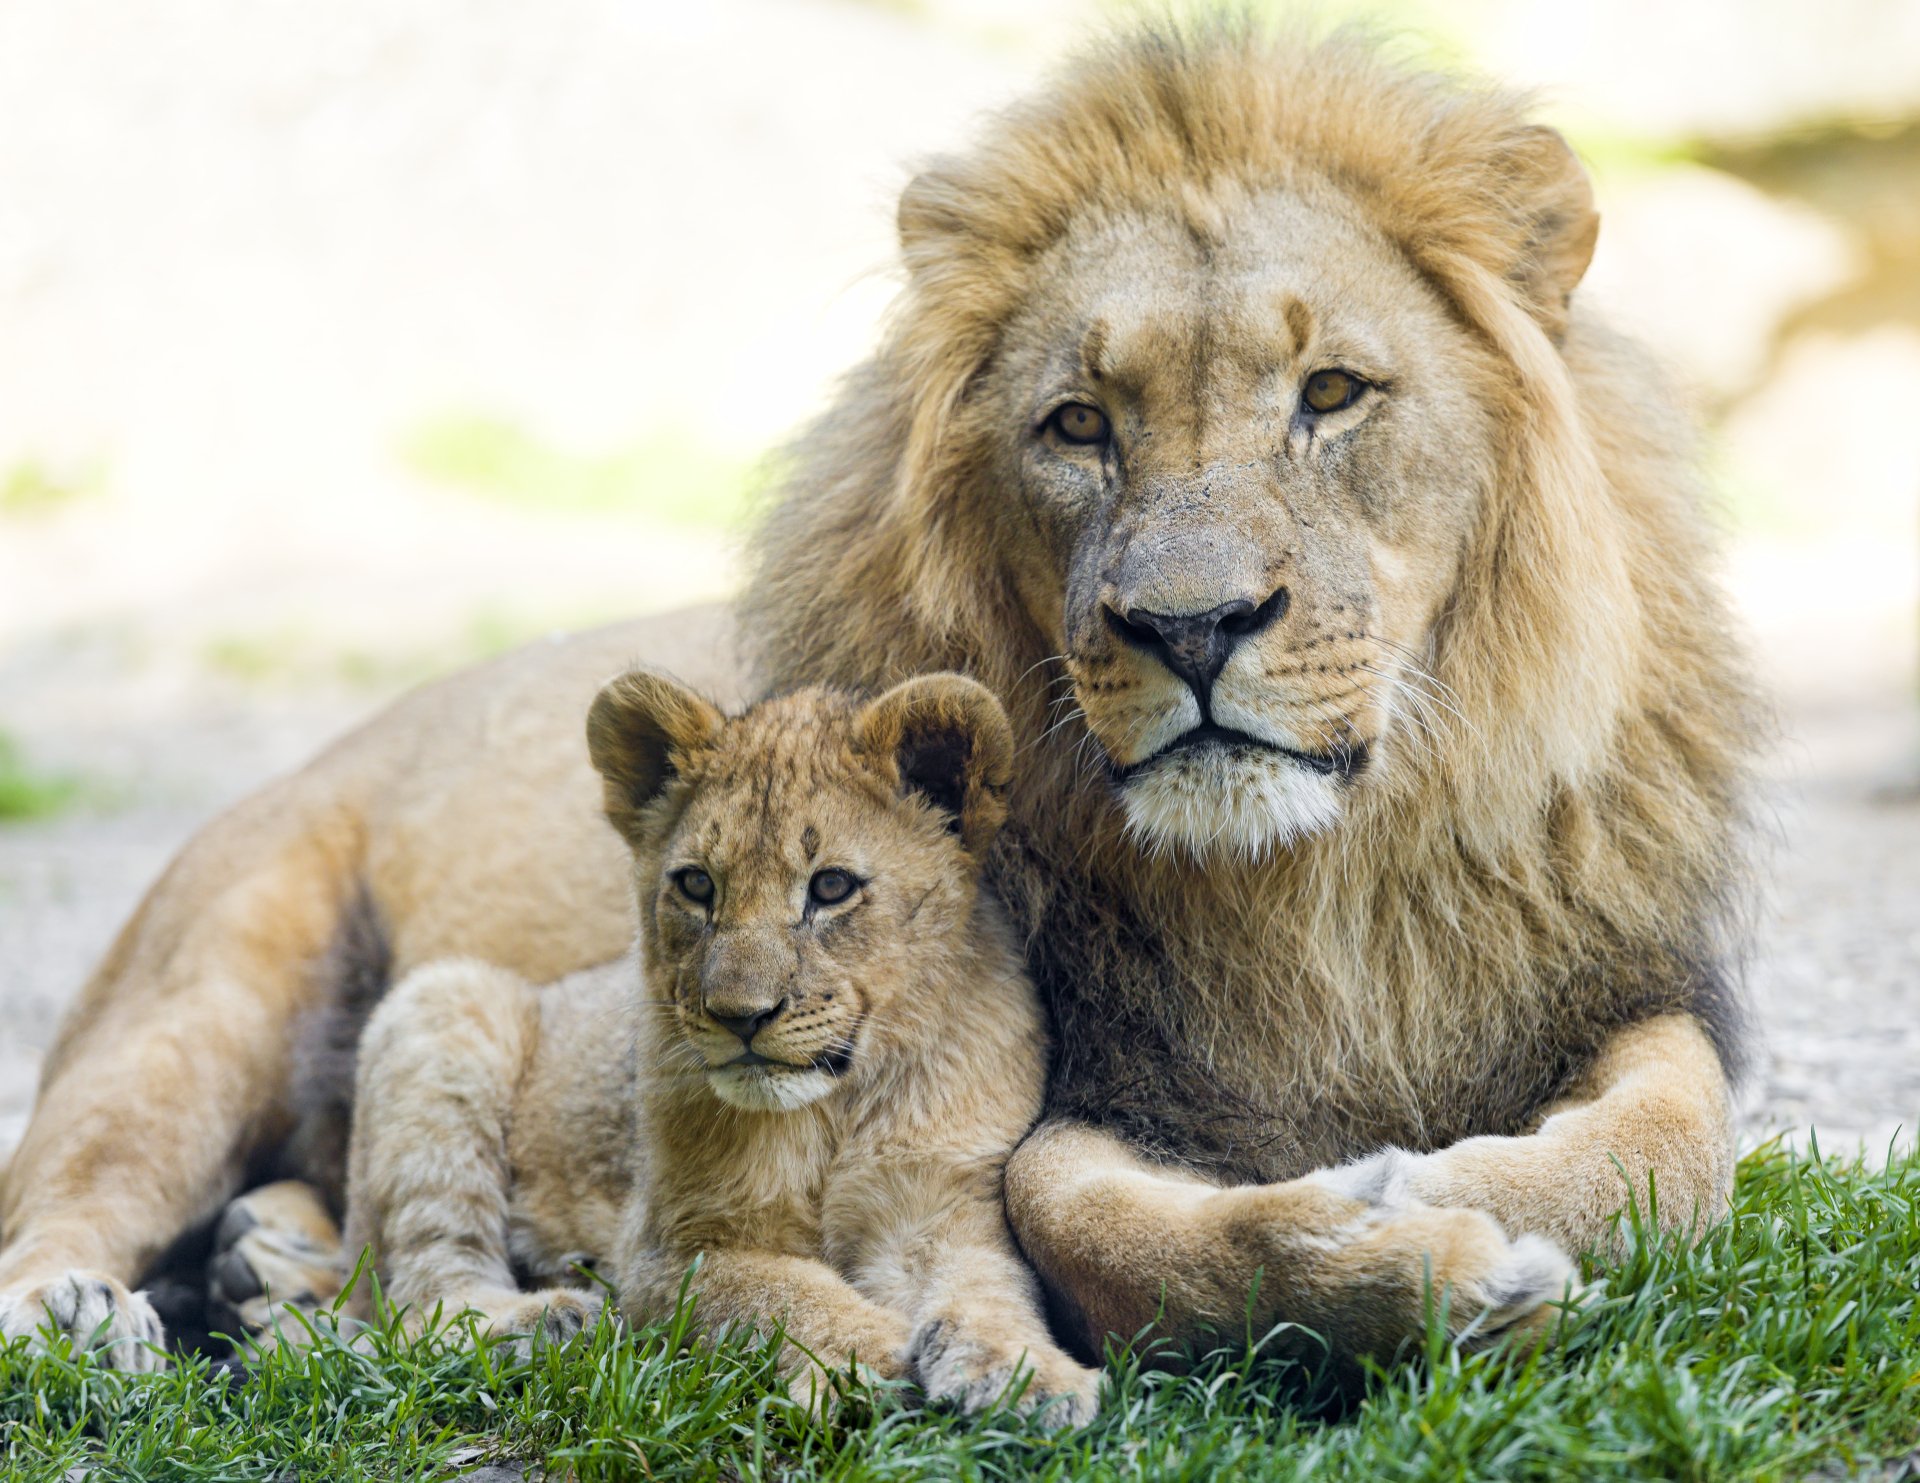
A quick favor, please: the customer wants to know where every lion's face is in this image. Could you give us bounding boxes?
[587,674,1013,1114]
[980,187,1502,857]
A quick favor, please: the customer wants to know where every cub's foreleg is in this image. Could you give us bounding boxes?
[1312,1015,1737,1259]
[884,1191,1105,1428]
[1005,1120,1573,1369]
[623,1247,913,1409]
[343,960,598,1353]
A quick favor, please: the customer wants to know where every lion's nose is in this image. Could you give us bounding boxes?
[1106,587,1290,702]
[707,998,789,1046]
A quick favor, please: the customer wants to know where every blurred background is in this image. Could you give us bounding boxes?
[2,0,1915,1158]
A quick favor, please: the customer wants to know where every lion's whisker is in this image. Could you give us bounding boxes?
[1013,652,1071,689]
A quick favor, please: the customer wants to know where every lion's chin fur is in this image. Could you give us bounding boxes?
[705,1064,840,1114]
[1118,748,1345,862]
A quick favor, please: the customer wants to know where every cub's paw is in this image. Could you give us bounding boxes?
[474,1287,603,1359]
[0,1270,167,1372]
[208,1180,346,1339]
[907,1320,1105,1429]
[781,1355,905,1424]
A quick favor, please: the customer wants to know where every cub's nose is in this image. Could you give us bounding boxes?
[707,998,789,1046]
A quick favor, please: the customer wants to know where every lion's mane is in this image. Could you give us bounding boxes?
[745,22,1760,1176]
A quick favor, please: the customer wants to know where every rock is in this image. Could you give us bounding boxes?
[1720,325,1920,534]
[1583,163,1859,399]
[1479,0,1920,141]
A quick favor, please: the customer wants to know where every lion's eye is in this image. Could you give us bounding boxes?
[1046,402,1110,445]
[1302,369,1366,414]
[808,868,858,906]
[674,868,714,906]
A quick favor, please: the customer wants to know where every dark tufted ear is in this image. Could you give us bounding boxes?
[856,674,1013,857]
[585,669,725,840]
[1503,125,1600,336]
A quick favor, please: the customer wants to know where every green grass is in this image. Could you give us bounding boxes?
[5,1142,1918,1481]
[0,733,83,822]
[400,413,760,531]
[0,461,103,520]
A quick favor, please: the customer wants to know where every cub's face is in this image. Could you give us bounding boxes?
[587,675,1013,1114]
[646,702,974,1113]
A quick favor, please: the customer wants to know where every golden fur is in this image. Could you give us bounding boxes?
[338,675,1100,1421]
[745,22,1758,1354]
[0,608,721,1365]
[2,25,1757,1374]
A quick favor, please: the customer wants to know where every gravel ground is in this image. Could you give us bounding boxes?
[1751,765,1920,1156]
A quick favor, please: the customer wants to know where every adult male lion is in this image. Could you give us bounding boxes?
[1,25,1756,1369]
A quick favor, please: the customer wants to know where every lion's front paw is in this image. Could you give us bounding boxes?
[1306,1146,1426,1208]
[907,1319,1104,1428]
[1459,1230,1579,1347]
[1307,1153,1580,1349]
[207,1180,346,1339]
[1381,1204,1578,1350]
[474,1287,603,1359]
[0,1270,167,1372]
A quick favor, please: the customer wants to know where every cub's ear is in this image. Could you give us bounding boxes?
[1504,125,1600,337]
[856,674,1013,857]
[585,669,725,838]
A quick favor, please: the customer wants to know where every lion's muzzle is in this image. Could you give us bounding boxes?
[1061,478,1386,855]
[1103,587,1290,706]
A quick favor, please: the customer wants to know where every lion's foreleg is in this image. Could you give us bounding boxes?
[1313,1015,1737,1259]
[0,964,298,1370]
[1005,1119,1573,1366]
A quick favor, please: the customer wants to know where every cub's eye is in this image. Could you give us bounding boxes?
[1302,369,1366,415]
[1045,402,1110,446]
[673,868,714,906]
[808,868,858,907]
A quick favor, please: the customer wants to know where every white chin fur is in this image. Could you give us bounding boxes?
[1120,746,1344,860]
[706,1063,838,1112]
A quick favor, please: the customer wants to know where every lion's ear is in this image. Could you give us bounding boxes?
[1502,126,1600,336]
[856,674,1013,857]
[585,670,725,839]
[897,163,964,257]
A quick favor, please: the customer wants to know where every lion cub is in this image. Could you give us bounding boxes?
[342,671,1101,1424]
